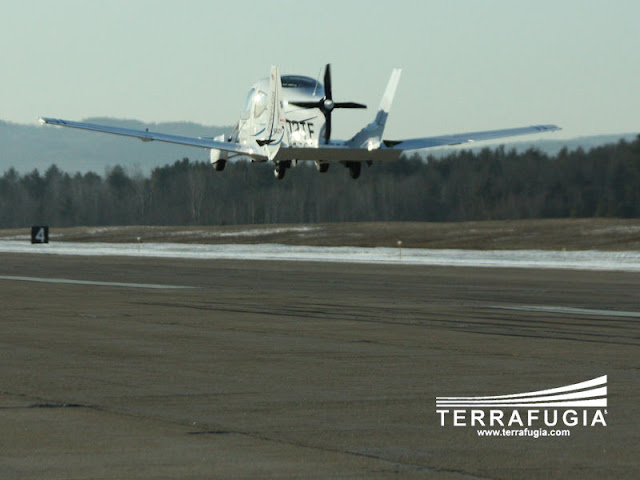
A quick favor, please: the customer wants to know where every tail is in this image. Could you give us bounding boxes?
[348,68,402,149]
[257,65,289,160]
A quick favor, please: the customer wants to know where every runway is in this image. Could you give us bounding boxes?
[1,252,638,479]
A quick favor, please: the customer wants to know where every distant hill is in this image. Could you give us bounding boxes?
[0,118,230,174]
[1,118,637,174]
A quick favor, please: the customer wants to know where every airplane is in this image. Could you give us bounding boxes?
[40,64,560,180]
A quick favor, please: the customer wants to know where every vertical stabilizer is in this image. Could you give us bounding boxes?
[348,68,402,149]
[258,65,289,160]
[375,68,402,129]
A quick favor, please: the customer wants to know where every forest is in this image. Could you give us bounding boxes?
[1,136,639,228]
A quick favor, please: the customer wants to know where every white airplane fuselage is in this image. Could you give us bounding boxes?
[232,75,325,159]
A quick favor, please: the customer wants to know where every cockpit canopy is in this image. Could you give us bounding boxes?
[281,75,318,89]
[242,87,268,119]
[242,74,324,119]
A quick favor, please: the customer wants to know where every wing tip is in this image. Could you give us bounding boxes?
[39,116,63,126]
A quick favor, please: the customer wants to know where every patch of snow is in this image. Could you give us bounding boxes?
[0,241,639,272]
[165,226,320,238]
[85,227,122,234]
[216,226,320,237]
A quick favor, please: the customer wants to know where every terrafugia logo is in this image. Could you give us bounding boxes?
[436,376,607,436]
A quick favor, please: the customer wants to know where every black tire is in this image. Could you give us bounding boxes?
[348,162,361,179]
[315,161,329,173]
[274,164,286,179]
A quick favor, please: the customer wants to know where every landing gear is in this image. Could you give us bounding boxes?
[315,161,329,173]
[274,162,287,179]
[347,161,361,179]
[213,159,226,171]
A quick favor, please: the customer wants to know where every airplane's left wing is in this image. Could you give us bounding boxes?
[38,117,266,159]
[384,124,561,151]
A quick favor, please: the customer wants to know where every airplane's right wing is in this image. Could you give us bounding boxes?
[273,124,561,163]
[39,117,267,160]
[384,124,561,151]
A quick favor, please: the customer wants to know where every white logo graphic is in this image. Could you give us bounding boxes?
[436,375,607,408]
[436,376,608,436]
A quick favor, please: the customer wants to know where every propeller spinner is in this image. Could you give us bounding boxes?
[289,64,366,144]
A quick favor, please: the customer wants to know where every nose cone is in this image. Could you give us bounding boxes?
[323,99,335,112]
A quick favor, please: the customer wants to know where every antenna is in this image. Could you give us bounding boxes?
[312,66,322,97]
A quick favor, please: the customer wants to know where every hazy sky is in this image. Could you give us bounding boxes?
[2,0,638,140]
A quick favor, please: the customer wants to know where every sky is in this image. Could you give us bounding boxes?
[2,0,639,141]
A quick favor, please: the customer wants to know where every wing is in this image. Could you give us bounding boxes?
[38,117,266,159]
[384,124,561,151]
[273,124,560,163]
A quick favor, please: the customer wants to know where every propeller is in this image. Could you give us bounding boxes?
[289,64,366,144]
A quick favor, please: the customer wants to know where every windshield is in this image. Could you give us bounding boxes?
[241,88,256,119]
[253,91,268,117]
[281,75,318,89]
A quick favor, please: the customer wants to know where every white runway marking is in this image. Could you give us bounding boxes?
[0,275,195,289]
[491,305,640,318]
[0,241,640,272]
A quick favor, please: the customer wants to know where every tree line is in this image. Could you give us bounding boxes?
[1,136,639,228]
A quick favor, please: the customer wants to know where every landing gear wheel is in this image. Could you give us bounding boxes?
[274,163,286,179]
[315,161,329,173]
[348,162,361,179]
